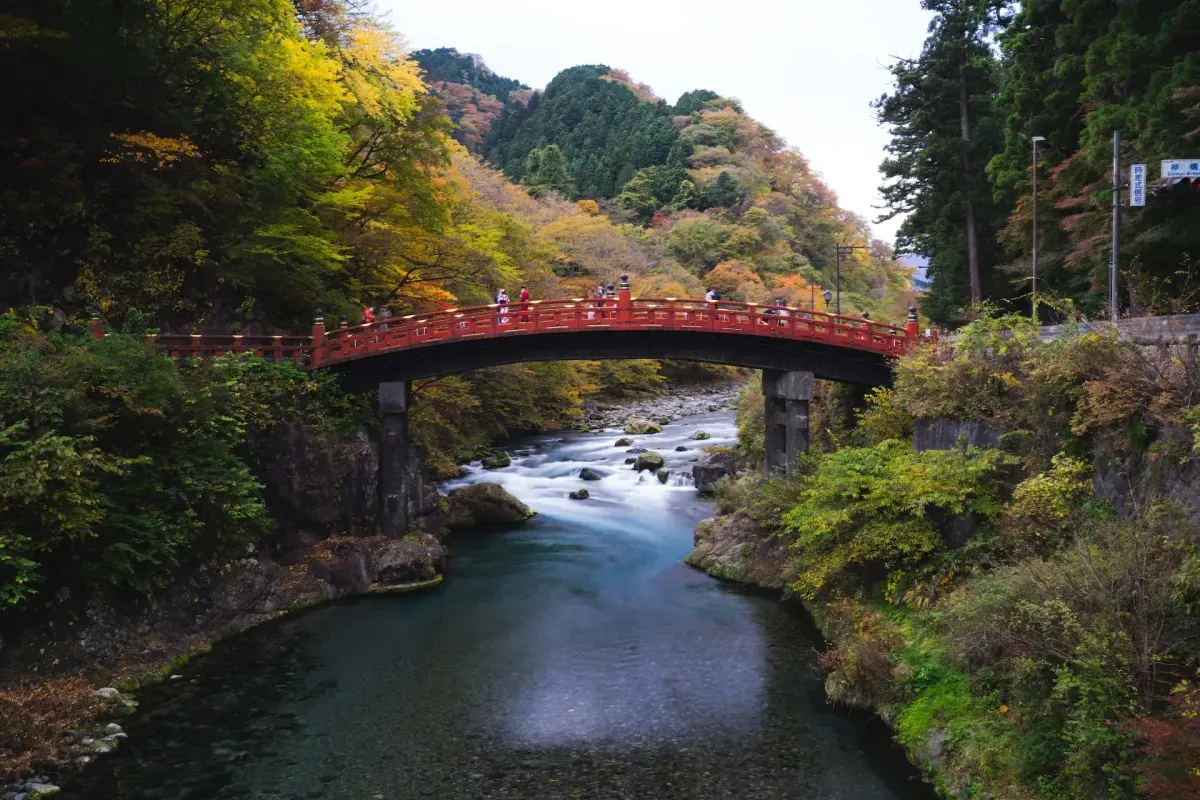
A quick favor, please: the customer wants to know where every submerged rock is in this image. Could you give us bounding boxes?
[569,489,589,500]
[446,483,535,527]
[624,457,637,465]
[689,431,711,440]
[634,451,665,472]
[625,446,648,454]
[481,451,512,470]
[692,450,736,494]
[675,445,688,452]
[656,468,670,484]
[624,417,662,435]
[579,468,603,481]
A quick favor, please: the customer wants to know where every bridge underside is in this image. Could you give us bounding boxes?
[327,329,894,391]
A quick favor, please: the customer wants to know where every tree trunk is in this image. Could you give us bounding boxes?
[959,54,981,304]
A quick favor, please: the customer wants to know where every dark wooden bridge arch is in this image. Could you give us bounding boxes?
[91,279,924,538]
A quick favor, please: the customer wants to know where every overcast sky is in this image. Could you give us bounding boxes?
[379,0,933,244]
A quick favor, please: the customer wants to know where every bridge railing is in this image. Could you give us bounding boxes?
[309,297,916,367]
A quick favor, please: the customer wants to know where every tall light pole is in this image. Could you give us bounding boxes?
[834,243,868,316]
[1111,130,1120,319]
[1031,136,1046,317]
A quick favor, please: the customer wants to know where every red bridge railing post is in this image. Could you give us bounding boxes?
[89,311,105,340]
[617,273,632,324]
[310,309,326,367]
[904,306,920,346]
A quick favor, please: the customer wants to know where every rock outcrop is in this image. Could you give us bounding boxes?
[692,450,736,494]
[685,510,788,590]
[446,482,535,527]
[370,535,444,584]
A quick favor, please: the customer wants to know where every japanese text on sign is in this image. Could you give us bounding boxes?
[1130,164,1147,206]
[1162,159,1200,179]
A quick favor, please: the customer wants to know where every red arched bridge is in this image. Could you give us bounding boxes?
[93,280,923,390]
[90,279,925,536]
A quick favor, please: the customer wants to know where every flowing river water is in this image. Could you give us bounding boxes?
[64,408,935,800]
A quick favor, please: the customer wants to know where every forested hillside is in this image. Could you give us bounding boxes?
[411,47,528,152]
[475,63,913,319]
[878,0,1200,323]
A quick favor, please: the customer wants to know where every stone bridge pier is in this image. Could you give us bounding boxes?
[379,380,413,537]
[763,369,814,475]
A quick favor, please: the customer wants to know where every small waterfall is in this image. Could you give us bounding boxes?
[669,471,695,487]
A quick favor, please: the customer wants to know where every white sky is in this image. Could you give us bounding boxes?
[380,0,933,244]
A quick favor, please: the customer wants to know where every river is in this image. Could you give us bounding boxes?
[64,408,934,800]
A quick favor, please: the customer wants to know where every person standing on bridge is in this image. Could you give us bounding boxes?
[519,285,530,323]
[363,306,375,325]
[496,289,510,325]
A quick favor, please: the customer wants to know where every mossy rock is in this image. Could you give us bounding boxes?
[635,451,665,472]
[447,483,535,527]
[624,417,662,435]
[481,451,511,469]
[689,431,711,440]
[656,467,670,484]
[579,467,602,481]
[614,437,633,447]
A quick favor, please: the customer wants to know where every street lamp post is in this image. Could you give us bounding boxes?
[1031,136,1046,317]
[834,244,868,316]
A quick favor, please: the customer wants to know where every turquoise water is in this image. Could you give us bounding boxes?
[65,411,934,799]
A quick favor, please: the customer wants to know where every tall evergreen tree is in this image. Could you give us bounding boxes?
[876,0,1009,324]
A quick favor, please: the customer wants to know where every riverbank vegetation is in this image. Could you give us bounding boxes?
[732,312,1200,798]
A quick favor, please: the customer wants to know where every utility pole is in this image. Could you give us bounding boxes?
[1031,136,1046,317]
[1111,130,1120,318]
[834,244,867,316]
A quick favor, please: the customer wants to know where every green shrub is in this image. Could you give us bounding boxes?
[0,309,363,611]
[780,440,1014,600]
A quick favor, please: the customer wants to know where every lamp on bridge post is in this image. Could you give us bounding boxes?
[822,290,832,313]
[834,243,868,316]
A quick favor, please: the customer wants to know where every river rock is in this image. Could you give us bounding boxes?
[481,451,511,470]
[634,452,665,472]
[447,483,535,527]
[614,438,633,447]
[693,450,736,494]
[675,445,688,452]
[624,457,637,464]
[624,417,662,435]
[370,536,442,584]
[689,431,711,440]
[305,539,372,593]
[625,446,648,454]
[568,489,589,500]
[656,468,670,484]
[685,510,787,589]
[579,467,602,481]
[658,416,672,425]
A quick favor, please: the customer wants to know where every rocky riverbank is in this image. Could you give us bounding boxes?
[577,381,741,430]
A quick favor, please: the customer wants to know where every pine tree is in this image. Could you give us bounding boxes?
[876,0,1009,324]
[522,144,575,198]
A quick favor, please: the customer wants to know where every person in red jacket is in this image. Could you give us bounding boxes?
[519,285,530,323]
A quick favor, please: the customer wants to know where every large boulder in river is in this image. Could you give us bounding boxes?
[579,467,602,481]
[447,483,535,528]
[692,450,736,494]
[634,451,665,472]
[370,535,444,585]
[624,417,662,435]
[689,431,711,441]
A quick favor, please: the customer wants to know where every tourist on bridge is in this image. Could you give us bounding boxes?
[519,285,530,322]
[363,305,375,324]
[496,289,510,325]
